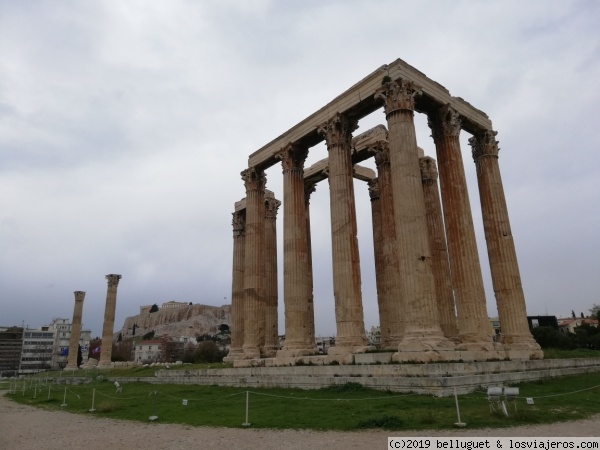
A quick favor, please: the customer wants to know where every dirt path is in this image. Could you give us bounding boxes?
[1,391,598,449]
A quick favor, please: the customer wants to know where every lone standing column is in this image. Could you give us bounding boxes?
[469,130,543,360]
[419,157,458,341]
[241,167,267,359]
[369,141,404,348]
[98,274,122,368]
[428,106,500,359]
[223,207,246,362]
[375,79,457,362]
[65,291,85,370]
[263,191,281,357]
[318,113,370,355]
[276,144,316,357]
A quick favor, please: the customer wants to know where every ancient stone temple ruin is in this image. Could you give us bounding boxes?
[226,58,542,367]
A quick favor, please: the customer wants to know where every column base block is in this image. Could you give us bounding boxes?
[242,348,261,359]
[223,350,245,363]
[96,361,114,369]
[397,334,456,353]
[233,358,265,368]
[392,350,462,363]
[63,364,79,371]
[261,347,278,358]
[500,336,544,360]
[276,347,318,358]
[328,345,375,356]
[455,350,505,362]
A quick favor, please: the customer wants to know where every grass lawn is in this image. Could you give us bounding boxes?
[5,371,600,431]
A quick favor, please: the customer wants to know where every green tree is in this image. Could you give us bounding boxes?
[589,304,600,321]
[143,330,155,340]
[192,341,227,363]
[77,344,83,367]
[149,304,159,313]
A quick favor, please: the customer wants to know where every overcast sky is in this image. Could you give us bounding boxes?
[1,1,599,339]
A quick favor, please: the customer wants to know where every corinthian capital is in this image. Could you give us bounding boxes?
[367,140,390,168]
[469,129,500,161]
[264,195,281,220]
[428,104,462,141]
[105,274,122,287]
[368,178,380,200]
[304,182,317,206]
[419,156,439,181]
[275,143,309,173]
[241,167,266,192]
[375,78,422,115]
[74,291,86,302]
[317,113,358,147]
[232,210,246,237]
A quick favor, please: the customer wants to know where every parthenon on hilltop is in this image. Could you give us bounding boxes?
[226,58,542,367]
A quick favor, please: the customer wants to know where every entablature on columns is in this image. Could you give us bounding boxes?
[248,58,493,171]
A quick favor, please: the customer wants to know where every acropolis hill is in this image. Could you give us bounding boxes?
[116,303,231,340]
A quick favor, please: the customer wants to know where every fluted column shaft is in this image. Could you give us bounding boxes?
[241,167,267,358]
[304,183,316,347]
[369,142,404,348]
[98,274,121,367]
[224,209,246,362]
[368,179,390,348]
[264,192,281,356]
[65,291,85,369]
[375,80,455,358]
[428,106,495,350]
[419,157,458,340]
[318,113,368,352]
[276,145,315,356]
[470,130,542,359]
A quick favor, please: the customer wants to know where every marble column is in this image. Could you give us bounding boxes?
[470,130,543,360]
[223,208,246,362]
[375,79,457,362]
[304,182,317,349]
[98,274,122,368]
[318,113,370,354]
[264,191,281,357]
[241,167,267,359]
[369,141,404,349]
[65,291,85,370]
[276,144,316,357]
[428,106,500,358]
[419,157,458,341]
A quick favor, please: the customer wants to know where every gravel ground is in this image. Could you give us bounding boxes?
[1,391,598,449]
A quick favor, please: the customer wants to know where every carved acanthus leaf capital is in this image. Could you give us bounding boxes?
[264,196,281,220]
[232,210,246,237]
[105,274,122,287]
[428,104,462,141]
[317,113,358,147]
[419,156,439,181]
[304,182,317,205]
[368,178,380,200]
[469,129,500,161]
[74,291,86,302]
[375,78,422,115]
[275,143,309,173]
[367,140,390,168]
[241,167,266,192]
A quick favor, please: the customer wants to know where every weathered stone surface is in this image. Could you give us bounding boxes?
[98,274,121,368]
[65,291,85,370]
[117,304,230,340]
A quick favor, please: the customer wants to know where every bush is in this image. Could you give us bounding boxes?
[531,326,573,349]
[192,341,227,363]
